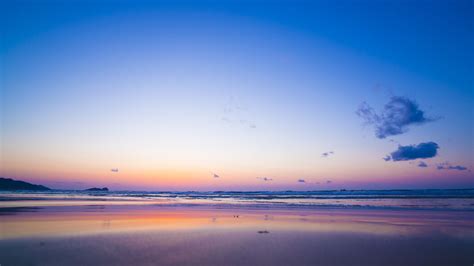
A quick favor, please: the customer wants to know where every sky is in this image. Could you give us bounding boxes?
[1,0,473,191]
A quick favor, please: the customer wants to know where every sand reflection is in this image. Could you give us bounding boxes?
[1,205,472,240]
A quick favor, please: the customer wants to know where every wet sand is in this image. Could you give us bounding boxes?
[0,204,473,265]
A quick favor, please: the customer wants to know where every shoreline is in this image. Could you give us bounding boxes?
[1,197,473,211]
[1,202,473,266]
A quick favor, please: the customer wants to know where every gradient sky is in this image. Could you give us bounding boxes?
[1,0,473,190]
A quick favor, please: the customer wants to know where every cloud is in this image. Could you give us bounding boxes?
[221,97,256,129]
[297,179,306,183]
[356,96,434,139]
[110,168,119,172]
[240,119,257,129]
[321,151,334,158]
[223,96,247,113]
[418,161,428,168]
[385,142,439,161]
[436,162,468,171]
[222,118,256,129]
[213,173,220,178]
[256,177,272,182]
[326,180,332,184]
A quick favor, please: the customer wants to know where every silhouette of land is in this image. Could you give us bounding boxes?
[0,177,50,191]
[85,187,109,192]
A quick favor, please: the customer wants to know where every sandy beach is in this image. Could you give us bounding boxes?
[1,201,473,266]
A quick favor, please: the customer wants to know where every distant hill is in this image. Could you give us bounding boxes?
[85,187,109,192]
[0,177,51,191]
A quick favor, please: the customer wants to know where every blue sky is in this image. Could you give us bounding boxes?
[1,0,472,190]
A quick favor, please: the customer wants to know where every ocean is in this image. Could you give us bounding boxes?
[1,188,473,210]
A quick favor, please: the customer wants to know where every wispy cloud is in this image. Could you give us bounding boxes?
[356,96,435,139]
[385,142,439,161]
[110,168,119,172]
[297,179,306,183]
[221,96,257,129]
[321,151,334,158]
[418,161,428,168]
[436,162,469,171]
[239,119,257,129]
[213,173,220,178]
[256,177,273,182]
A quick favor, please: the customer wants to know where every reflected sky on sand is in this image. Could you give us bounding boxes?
[1,205,473,240]
[0,204,473,265]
